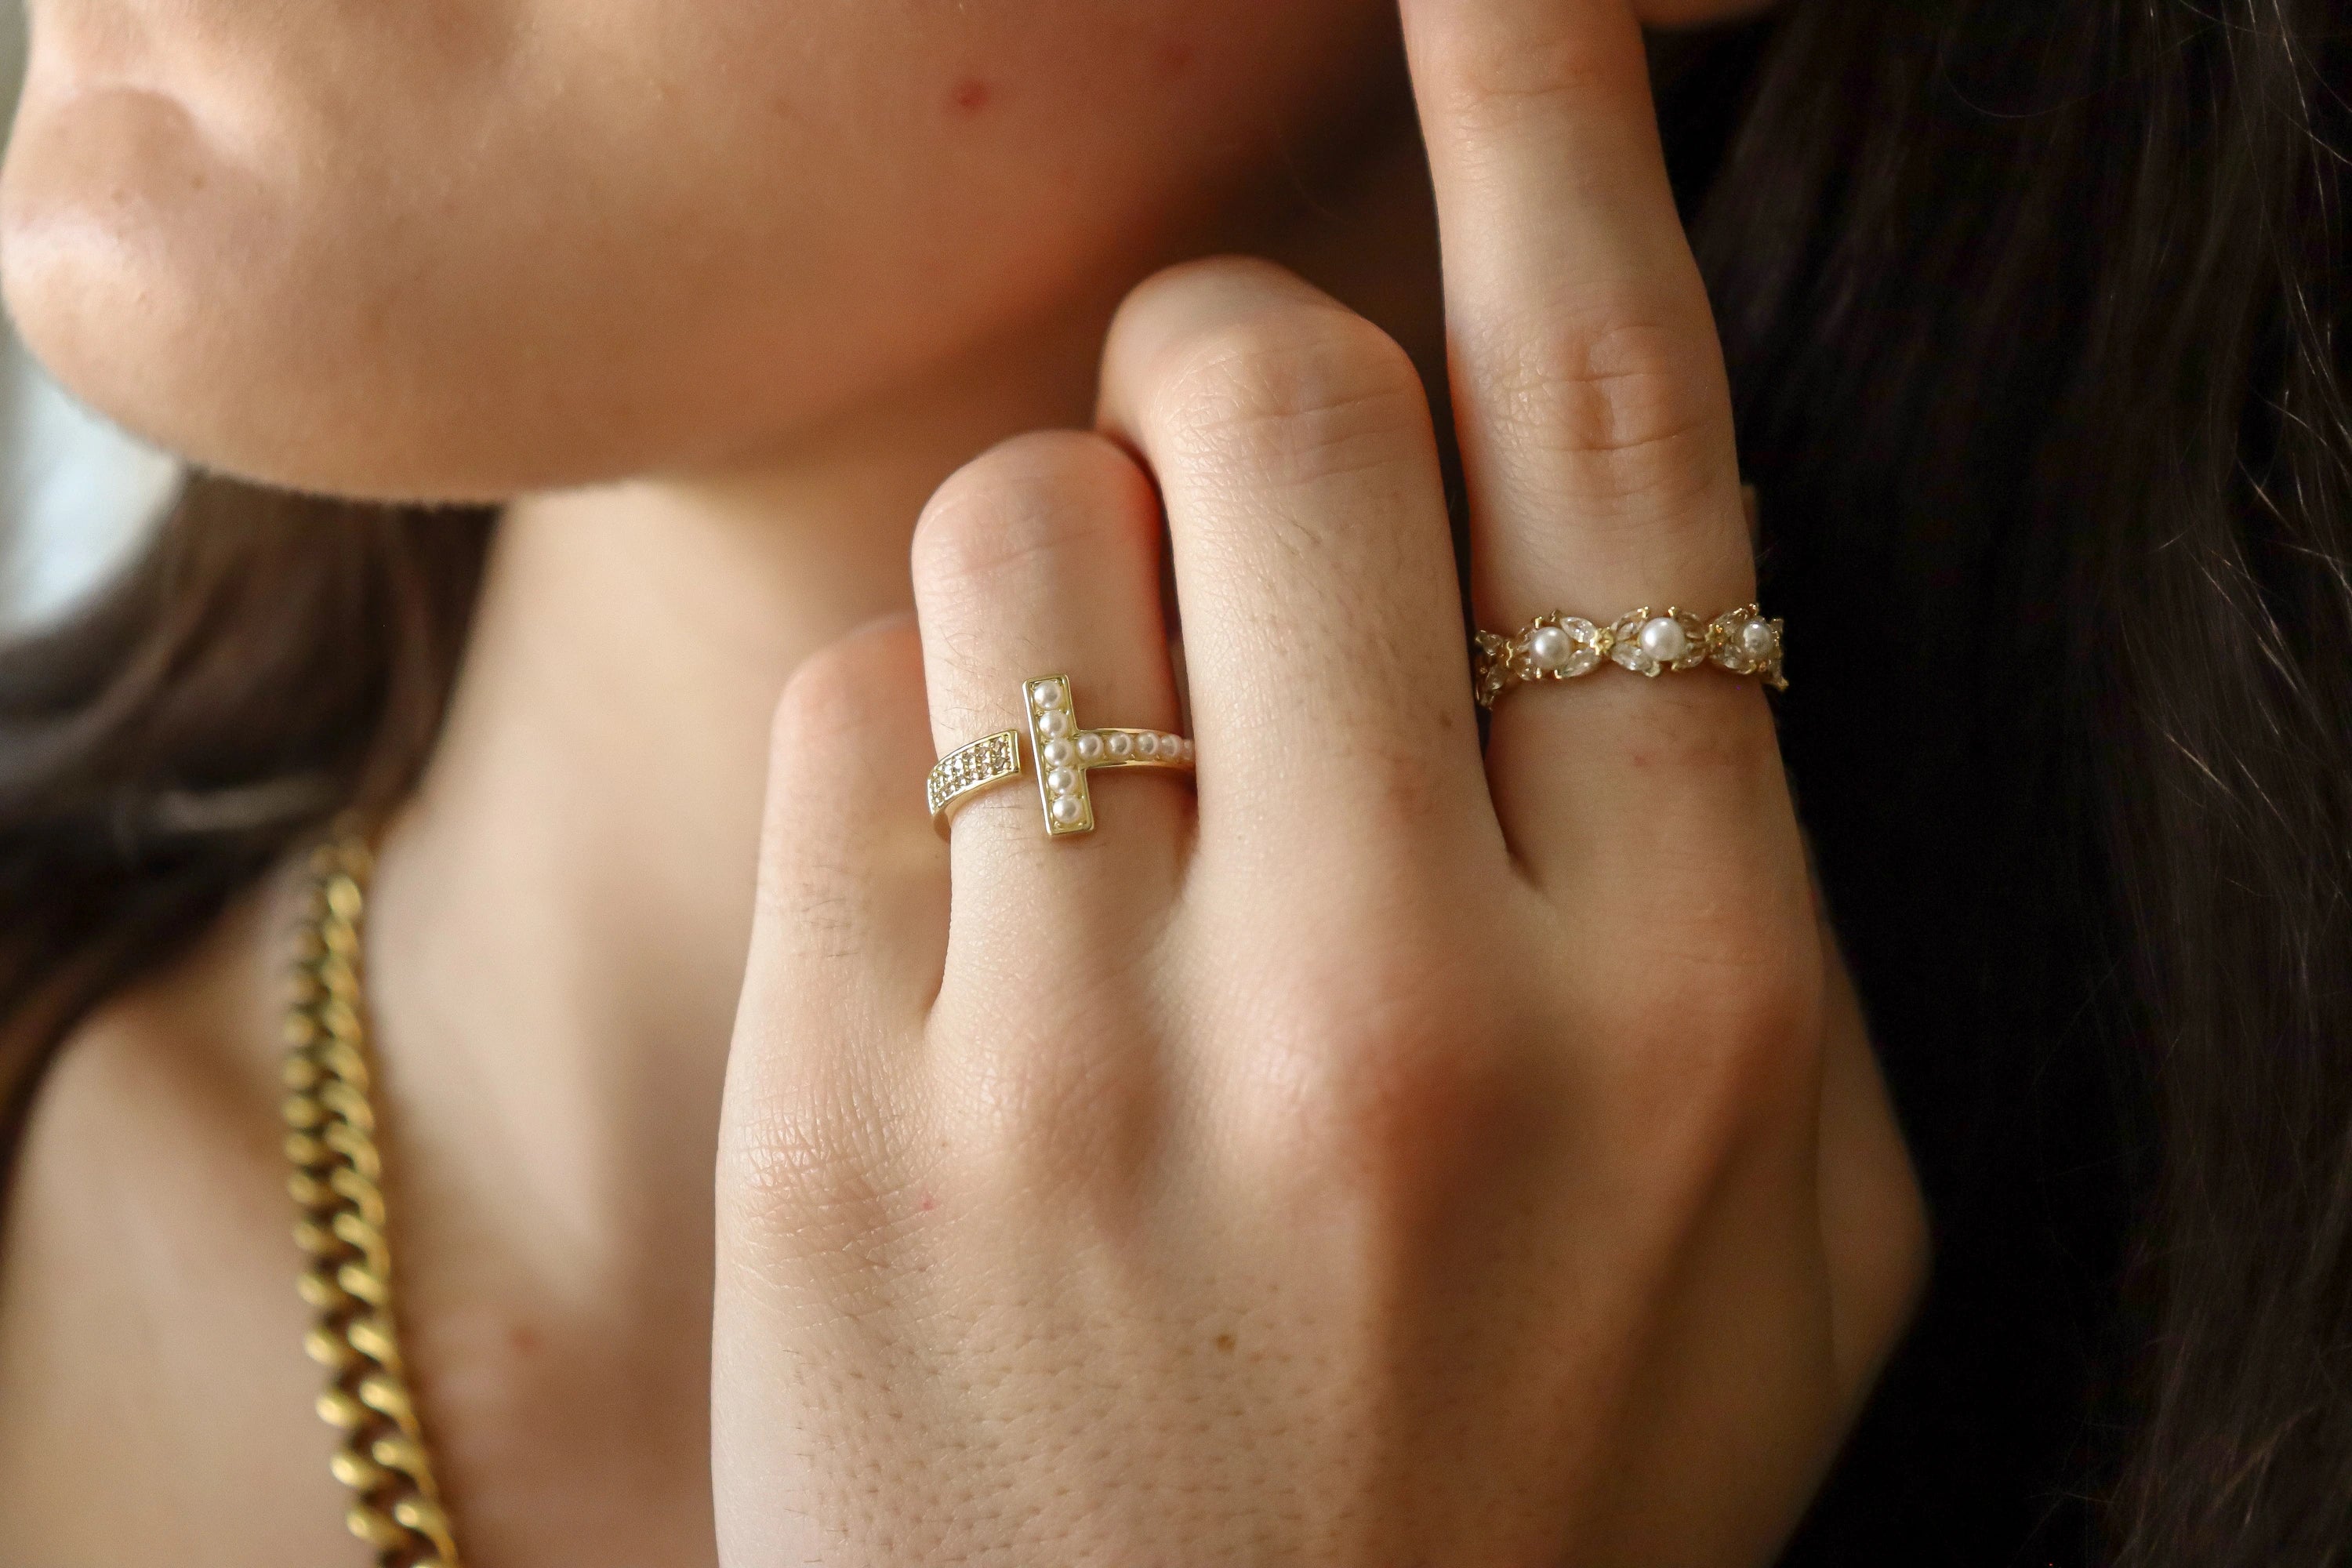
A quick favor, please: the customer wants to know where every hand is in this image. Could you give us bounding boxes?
[712,0,1927,1562]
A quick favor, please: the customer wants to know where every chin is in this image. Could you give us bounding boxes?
[0,82,834,506]
[0,0,1409,506]
[10,90,484,501]
[1,85,1063,507]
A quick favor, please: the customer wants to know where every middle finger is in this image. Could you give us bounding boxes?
[1097,258,1496,870]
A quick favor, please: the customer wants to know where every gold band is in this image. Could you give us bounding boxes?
[926,675,1195,838]
[1473,604,1786,710]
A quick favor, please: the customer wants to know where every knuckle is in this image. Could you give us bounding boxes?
[755,618,924,923]
[1426,20,1642,129]
[1482,305,1730,507]
[933,1007,1159,1203]
[911,430,1142,594]
[1606,914,1825,1145]
[719,1060,899,1251]
[1147,305,1430,490]
[1684,942,1821,1069]
[1233,948,1531,1204]
[768,631,878,763]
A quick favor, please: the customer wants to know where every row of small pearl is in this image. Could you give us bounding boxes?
[1029,680,1092,829]
[1524,615,1692,673]
[1030,678,1194,829]
[1081,730,1194,765]
[1524,612,1777,675]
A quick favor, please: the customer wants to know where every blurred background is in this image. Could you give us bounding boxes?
[0,5,180,638]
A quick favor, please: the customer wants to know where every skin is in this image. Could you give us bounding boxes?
[0,0,1920,1563]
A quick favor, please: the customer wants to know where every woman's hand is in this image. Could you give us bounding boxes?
[712,0,1926,1562]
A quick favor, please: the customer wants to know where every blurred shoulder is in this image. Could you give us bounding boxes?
[0,868,350,1566]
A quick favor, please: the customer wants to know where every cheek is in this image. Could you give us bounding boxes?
[2,0,1398,502]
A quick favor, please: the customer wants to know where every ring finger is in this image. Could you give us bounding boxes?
[1403,0,1784,891]
[909,429,1191,971]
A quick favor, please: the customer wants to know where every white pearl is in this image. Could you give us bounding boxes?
[1036,710,1072,739]
[1739,619,1777,659]
[1135,732,1160,758]
[1107,732,1133,758]
[1526,626,1572,671]
[1639,617,1690,663]
[1042,739,1075,767]
[1163,734,1185,761]
[1075,733,1104,763]
[1051,794,1086,826]
[1047,768,1078,795]
[1031,681,1066,711]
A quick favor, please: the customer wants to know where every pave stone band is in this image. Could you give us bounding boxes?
[1473,604,1786,710]
[927,675,1195,838]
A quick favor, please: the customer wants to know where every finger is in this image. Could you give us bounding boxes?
[909,430,1188,969]
[1403,0,1751,619]
[744,614,946,1073]
[1401,0,1777,891]
[1096,257,1494,868]
[724,617,945,1315]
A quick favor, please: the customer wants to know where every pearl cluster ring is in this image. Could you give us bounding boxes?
[927,675,1196,839]
[1472,604,1787,711]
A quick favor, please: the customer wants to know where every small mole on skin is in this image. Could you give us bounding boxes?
[1214,1333,1237,1354]
[950,76,993,115]
[920,1192,938,1212]
[510,1323,543,1356]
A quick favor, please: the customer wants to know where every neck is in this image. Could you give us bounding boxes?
[367,313,1105,1282]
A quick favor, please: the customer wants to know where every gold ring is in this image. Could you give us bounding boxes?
[927,675,1196,838]
[1473,604,1786,710]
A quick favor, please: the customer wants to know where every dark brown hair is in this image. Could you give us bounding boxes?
[5,0,2352,1559]
[0,481,492,1161]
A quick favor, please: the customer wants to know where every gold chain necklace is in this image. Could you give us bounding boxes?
[282,835,465,1568]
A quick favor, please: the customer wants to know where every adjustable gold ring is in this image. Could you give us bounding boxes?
[1473,604,1786,710]
[927,675,1196,839]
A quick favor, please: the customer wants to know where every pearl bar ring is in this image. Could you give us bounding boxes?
[1472,605,1787,711]
[926,675,1196,838]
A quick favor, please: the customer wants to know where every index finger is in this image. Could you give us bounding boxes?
[1402,0,1780,894]
[1402,0,1752,625]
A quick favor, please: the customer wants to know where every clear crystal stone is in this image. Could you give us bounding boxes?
[1612,641,1658,675]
